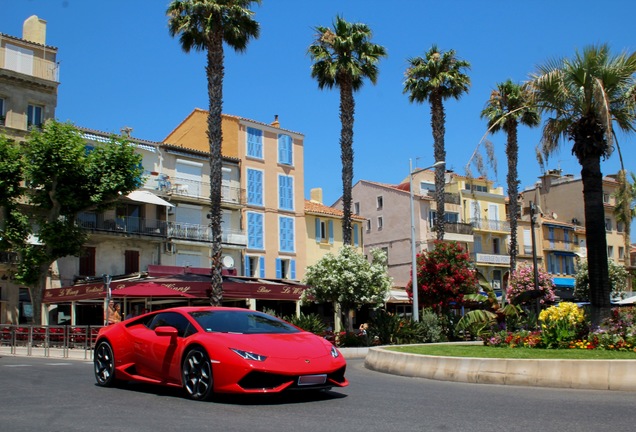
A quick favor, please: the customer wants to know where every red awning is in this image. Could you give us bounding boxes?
[110,282,196,298]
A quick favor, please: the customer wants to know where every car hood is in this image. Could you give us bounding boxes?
[206,331,334,359]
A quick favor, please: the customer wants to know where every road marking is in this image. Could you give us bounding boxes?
[46,363,73,366]
[4,364,32,367]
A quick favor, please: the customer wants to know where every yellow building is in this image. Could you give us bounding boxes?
[165,110,307,281]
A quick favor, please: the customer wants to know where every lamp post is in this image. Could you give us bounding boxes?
[410,159,445,322]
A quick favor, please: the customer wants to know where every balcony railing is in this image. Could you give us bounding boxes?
[77,213,165,236]
[469,218,510,232]
[445,222,474,235]
[142,173,244,205]
[0,251,19,264]
[542,239,578,251]
[166,221,246,246]
[1,46,60,82]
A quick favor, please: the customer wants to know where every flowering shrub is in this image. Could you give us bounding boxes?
[506,264,556,306]
[483,330,542,348]
[538,302,587,348]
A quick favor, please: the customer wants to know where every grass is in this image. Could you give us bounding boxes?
[388,344,636,360]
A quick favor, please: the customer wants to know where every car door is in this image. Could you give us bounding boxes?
[138,312,195,383]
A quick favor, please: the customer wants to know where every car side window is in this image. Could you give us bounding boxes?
[148,312,195,338]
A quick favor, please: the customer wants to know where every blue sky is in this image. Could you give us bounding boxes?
[3,0,636,239]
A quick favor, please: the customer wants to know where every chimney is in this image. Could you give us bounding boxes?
[23,15,47,45]
[271,115,280,128]
[310,188,323,204]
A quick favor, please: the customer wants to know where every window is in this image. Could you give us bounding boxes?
[0,98,5,125]
[366,219,371,232]
[245,255,265,278]
[617,221,625,233]
[247,212,264,249]
[79,247,96,276]
[603,193,610,204]
[278,175,294,210]
[353,224,360,247]
[278,134,293,165]
[246,127,263,159]
[523,229,532,254]
[607,246,614,259]
[247,168,263,206]
[315,218,333,244]
[548,227,555,248]
[605,218,612,232]
[148,312,195,338]
[124,250,140,274]
[276,258,296,279]
[279,216,295,252]
[474,236,482,253]
[619,247,625,260]
[419,181,435,194]
[354,202,360,215]
[27,104,43,129]
[376,196,383,210]
[377,216,383,229]
[492,238,501,255]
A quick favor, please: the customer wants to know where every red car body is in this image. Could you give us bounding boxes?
[94,306,348,400]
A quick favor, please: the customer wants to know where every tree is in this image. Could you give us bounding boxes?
[529,44,636,325]
[404,45,471,240]
[302,245,391,332]
[480,80,540,273]
[407,241,478,315]
[308,16,386,245]
[2,120,143,324]
[573,259,628,301]
[167,0,260,305]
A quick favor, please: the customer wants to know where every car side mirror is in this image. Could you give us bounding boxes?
[154,326,178,337]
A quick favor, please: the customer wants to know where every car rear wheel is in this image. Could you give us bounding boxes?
[94,341,116,387]
[182,348,214,401]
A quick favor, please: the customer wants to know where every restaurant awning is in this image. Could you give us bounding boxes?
[126,190,174,207]
[110,282,196,298]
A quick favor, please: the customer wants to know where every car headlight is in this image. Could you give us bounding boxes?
[230,348,267,362]
[331,345,340,358]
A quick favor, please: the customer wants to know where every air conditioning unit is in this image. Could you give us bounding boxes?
[164,242,176,254]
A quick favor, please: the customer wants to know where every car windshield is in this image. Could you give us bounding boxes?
[189,310,300,334]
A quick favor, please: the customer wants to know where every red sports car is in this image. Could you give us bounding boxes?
[93,306,348,400]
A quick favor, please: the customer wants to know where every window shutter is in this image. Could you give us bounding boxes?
[244,256,251,277]
[259,256,265,278]
[247,169,263,205]
[248,213,264,249]
[247,127,263,158]
[279,176,293,210]
[353,225,359,247]
[328,220,334,244]
[315,218,321,243]
[290,260,296,280]
[278,134,292,165]
[276,258,282,278]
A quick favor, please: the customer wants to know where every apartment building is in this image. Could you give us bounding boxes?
[0,16,59,324]
[163,109,307,281]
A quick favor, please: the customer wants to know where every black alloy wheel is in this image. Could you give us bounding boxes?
[94,341,116,387]
[182,348,214,401]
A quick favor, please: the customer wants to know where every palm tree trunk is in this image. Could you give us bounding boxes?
[580,154,611,326]
[430,93,446,241]
[339,80,355,245]
[505,122,519,273]
[206,30,225,306]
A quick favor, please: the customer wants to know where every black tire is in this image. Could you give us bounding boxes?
[94,341,116,387]
[182,347,214,401]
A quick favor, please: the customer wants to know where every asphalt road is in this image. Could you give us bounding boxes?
[1,355,636,432]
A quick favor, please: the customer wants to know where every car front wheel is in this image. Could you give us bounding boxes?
[182,348,214,401]
[94,341,116,387]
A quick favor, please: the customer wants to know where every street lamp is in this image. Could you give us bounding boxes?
[410,159,445,322]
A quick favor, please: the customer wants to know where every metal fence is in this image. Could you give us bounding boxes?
[0,325,102,359]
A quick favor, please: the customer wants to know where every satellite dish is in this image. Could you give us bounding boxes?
[222,255,234,268]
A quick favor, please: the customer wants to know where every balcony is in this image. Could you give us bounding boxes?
[472,253,511,266]
[166,222,246,246]
[77,213,165,237]
[0,251,19,265]
[1,46,60,82]
[445,222,474,235]
[542,239,578,252]
[142,173,244,205]
[469,218,510,232]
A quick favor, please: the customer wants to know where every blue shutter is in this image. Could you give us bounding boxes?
[248,213,264,249]
[276,258,282,278]
[278,175,293,210]
[244,256,251,277]
[280,216,294,252]
[278,134,292,165]
[290,259,296,280]
[353,225,359,247]
[247,127,263,158]
[328,220,334,244]
[315,218,321,243]
[247,169,263,205]
[259,256,265,278]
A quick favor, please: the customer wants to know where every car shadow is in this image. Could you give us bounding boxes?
[106,381,348,405]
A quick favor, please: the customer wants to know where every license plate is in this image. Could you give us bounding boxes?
[298,374,327,386]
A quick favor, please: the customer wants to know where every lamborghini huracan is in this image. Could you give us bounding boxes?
[93,306,348,400]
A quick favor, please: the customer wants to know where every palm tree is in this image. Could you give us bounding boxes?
[480,80,540,274]
[613,170,636,288]
[308,16,386,245]
[529,44,636,325]
[167,0,260,305]
[404,45,471,240]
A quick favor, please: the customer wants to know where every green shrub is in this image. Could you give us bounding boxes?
[284,312,327,334]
